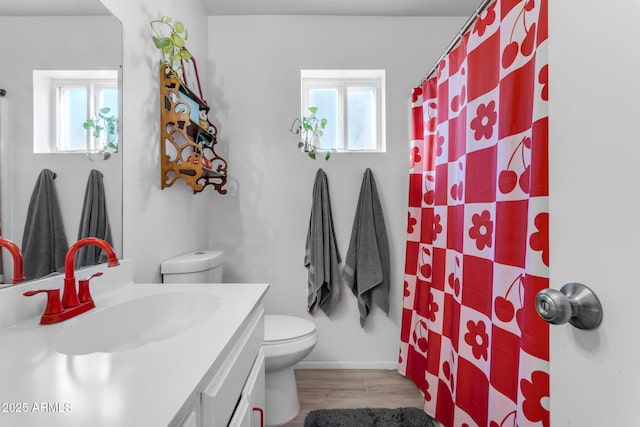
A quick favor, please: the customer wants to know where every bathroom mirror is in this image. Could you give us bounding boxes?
[0,0,123,285]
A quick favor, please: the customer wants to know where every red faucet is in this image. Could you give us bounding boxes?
[62,237,119,308]
[0,238,25,284]
[23,237,119,324]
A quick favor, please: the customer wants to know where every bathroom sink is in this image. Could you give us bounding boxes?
[54,291,220,355]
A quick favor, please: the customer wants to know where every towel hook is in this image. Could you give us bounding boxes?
[0,89,6,97]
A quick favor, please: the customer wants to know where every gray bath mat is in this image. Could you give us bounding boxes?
[303,407,436,427]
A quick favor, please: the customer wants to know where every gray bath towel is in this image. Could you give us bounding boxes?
[21,169,68,281]
[343,168,390,327]
[305,169,342,315]
[76,169,113,267]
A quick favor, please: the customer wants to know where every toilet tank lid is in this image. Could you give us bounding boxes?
[160,250,223,274]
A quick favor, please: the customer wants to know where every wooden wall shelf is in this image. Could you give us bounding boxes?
[159,64,228,194]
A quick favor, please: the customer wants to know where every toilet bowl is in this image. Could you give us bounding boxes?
[160,251,317,427]
[263,314,317,426]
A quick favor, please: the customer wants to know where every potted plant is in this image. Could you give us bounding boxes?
[290,106,330,160]
[83,107,118,153]
[150,16,193,81]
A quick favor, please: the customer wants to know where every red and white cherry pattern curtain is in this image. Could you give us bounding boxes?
[399,0,550,426]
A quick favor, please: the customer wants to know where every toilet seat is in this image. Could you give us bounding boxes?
[263,314,316,345]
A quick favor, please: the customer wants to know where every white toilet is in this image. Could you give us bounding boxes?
[161,250,318,426]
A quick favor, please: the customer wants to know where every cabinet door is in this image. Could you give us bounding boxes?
[228,395,251,427]
[244,349,265,427]
[179,410,197,427]
[201,309,263,427]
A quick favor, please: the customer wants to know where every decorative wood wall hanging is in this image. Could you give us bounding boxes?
[159,64,228,194]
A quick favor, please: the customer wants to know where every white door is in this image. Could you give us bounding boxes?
[549,0,640,425]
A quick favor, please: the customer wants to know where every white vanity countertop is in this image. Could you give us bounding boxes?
[0,281,269,426]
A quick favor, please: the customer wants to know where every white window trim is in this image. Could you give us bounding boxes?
[33,69,117,154]
[301,69,386,153]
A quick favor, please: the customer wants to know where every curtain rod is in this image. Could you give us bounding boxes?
[417,0,496,87]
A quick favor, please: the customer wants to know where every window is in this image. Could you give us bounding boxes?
[56,79,117,152]
[301,69,385,153]
[33,70,118,154]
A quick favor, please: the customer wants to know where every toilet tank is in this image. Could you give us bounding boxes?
[161,250,224,283]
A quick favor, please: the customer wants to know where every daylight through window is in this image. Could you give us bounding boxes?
[301,69,385,153]
[56,79,118,152]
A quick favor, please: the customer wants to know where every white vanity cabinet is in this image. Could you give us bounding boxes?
[180,411,198,427]
[176,304,266,427]
[231,349,265,427]
[0,276,270,427]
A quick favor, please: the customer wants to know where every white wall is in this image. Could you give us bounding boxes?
[101,0,217,283]
[207,15,466,367]
[0,16,123,279]
[548,0,640,424]
[0,0,464,367]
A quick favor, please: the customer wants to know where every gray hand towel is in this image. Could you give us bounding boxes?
[21,169,68,281]
[305,168,342,316]
[76,169,113,267]
[343,168,390,327]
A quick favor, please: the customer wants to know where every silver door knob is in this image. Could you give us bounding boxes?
[535,282,603,330]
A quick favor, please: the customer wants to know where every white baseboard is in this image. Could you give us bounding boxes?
[296,360,399,370]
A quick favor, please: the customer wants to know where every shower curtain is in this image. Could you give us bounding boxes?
[399,1,549,426]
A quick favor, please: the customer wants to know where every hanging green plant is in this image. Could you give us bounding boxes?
[150,16,192,79]
[83,107,118,152]
[290,106,331,160]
